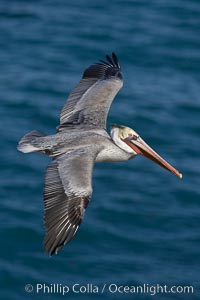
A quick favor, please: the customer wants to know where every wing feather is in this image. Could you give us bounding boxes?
[43,148,97,256]
[57,53,123,131]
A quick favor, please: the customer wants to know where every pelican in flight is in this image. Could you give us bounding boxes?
[18,53,182,256]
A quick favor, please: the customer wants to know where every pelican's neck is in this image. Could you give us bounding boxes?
[95,141,134,162]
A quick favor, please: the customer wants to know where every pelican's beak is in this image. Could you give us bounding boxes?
[124,136,182,179]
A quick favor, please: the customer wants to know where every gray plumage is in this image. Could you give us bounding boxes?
[17,53,132,256]
[58,52,122,131]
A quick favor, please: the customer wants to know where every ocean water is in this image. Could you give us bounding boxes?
[1,0,200,299]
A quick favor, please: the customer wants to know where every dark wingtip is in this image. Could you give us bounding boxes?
[83,52,122,79]
[106,54,114,65]
[98,52,121,70]
[112,52,120,69]
[44,245,59,257]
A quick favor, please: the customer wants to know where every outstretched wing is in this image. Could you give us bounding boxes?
[43,147,97,256]
[57,52,123,131]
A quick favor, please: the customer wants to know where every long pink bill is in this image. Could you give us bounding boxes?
[124,137,182,179]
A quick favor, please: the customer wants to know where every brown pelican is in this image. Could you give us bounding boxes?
[17,53,182,256]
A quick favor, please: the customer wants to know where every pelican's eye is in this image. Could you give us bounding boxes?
[128,133,139,140]
[132,135,139,140]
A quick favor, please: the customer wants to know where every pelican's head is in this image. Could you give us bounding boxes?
[110,124,182,179]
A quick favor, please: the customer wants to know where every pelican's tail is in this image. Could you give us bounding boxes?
[17,130,45,153]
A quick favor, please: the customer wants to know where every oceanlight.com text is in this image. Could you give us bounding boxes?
[24,283,194,296]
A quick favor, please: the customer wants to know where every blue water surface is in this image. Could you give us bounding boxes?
[1,0,200,299]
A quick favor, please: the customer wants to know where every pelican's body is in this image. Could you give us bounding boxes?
[25,129,132,161]
[18,53,182,256]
